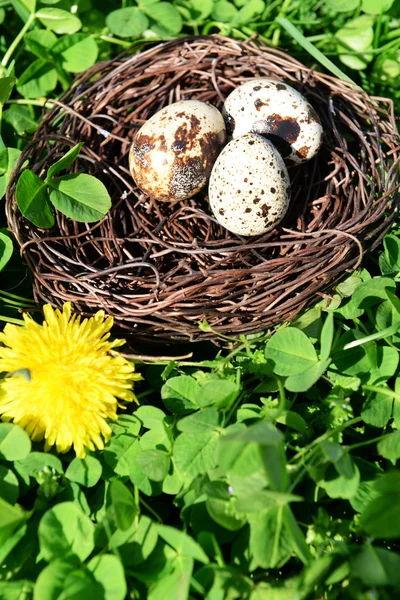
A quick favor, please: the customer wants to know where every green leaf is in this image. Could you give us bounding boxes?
[157,525,209,563]
[140,426,172,452]
[360,488,400,539]
[0,521,28,567]
[51,34,99,73]
[36,8,82,34]
[135,406,166,430]
[188,0,213,20]
[235,490,301,513]
[249,505,292,569]
[16,58,58,98]
[233,0,264,25]
[260,442,289,492]
[0,76,16,105]
[0,497,26,547]
[0,423,31,461]
[282,505,311,565]
[136,449,170,482]
[46,143,84,180]
[321,463,360,499]
[87,554,127,600]
[3,104,37,135]
[0,465,19,504]
[161,375,201,413]
[106,7,149,38]
[34,560,76,600]
[212,0,238,21]
[65,455,102,487]
[361,0,394,13]
[320,312,334,361]
[349,458,382,513]
[285,359,331,392]
[0,229,13,271]
[265,327,318,376]
[10,0,36,21]
[0,148,21,199]
[103,434,138,477]
[16,451,63,477]
[336,15,375,70]
[351,276,396,308]
[16,169,54,228]
[38,501,94,562]
[148,555,193,600]
[325,0,360,11]
[351,545,400,586]
[206,496,247,531]
[144,2,182,34]
[112,414,142,436]
[361,388,393,427]
[110,515,157,566]
[219,421,283,472]
[173,429,220,483]
[380,234,400,275]
[377,431,400,460]
[177,407,220,433]
[48,173,111,222]
[0,581,34,600]
[24,29,57,60]
[195,379,239,410]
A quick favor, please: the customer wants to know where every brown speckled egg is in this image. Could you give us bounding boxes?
[209,134,290,236]
[223,78,323,166]
[129,100,226,201]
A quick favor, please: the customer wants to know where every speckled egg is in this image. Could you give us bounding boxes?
[209,134,290,236]
[129,100,227,201]
[222,78,323,166]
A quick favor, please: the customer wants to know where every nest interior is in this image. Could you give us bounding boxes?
[6,35,400,343]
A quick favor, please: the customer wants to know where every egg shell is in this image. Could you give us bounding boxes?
[209,134,290,236]
[129,100,227,201]
[223,78,323,165]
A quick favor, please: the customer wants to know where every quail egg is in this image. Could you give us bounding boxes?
[129,100,227,201]
[223,78,323,166]
[209,134,290,236]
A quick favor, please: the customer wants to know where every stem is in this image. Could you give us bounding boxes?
[276,375,287,411]
[6,98,55,108]
[347,434,388,451]
[289,417,363,464]
[0,290,35,303]
[1,12,35,68]
[139,497,162,523]
[363,384,400,401]
[270,0,293,45]
[0,315,25,325]
[97,35,133,48]
[344,323,400,349]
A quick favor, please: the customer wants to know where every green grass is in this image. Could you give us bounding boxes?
[1,1,400,599]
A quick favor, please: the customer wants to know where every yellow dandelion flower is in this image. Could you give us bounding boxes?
[0,303,142,458]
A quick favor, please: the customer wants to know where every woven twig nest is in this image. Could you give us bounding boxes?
[6,35,400,343]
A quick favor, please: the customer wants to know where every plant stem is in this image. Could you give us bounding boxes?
[363,384,400,401]
[1,12,35,68]
[139,496,162,523]
[276,375,287,411]
[6,98,55,108]
[97,35,133,48]
[270,0,293,46]
[347,434,388,451]
[289,416,363,464]
[0,315,25,325]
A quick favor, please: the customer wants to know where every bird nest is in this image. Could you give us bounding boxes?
[6,35,400,343]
